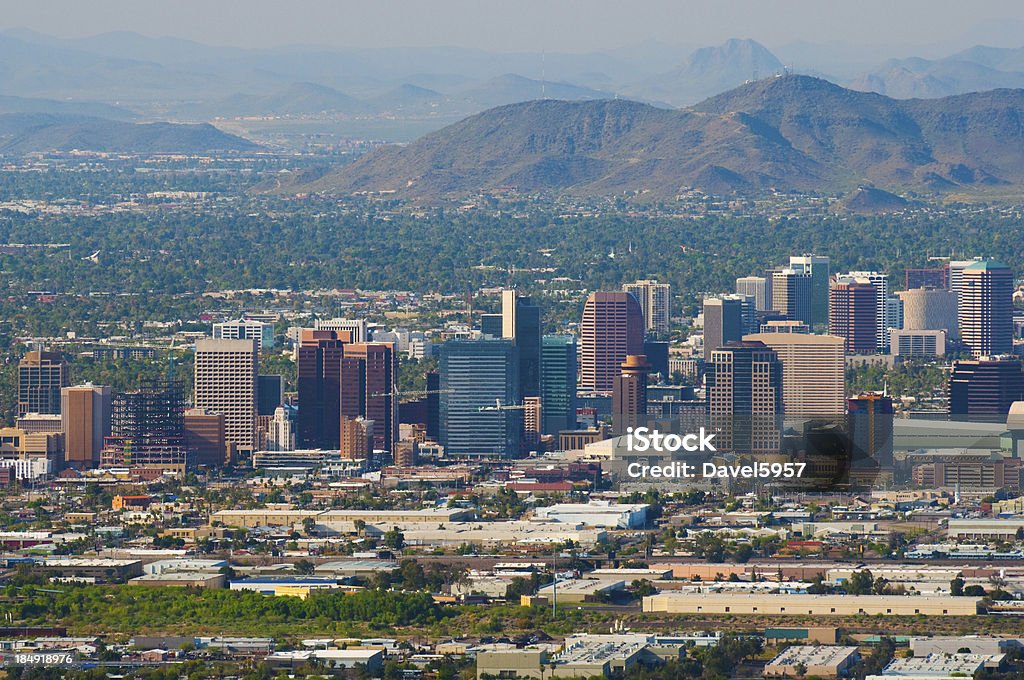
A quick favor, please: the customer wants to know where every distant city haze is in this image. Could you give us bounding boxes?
[3,0,1024,55]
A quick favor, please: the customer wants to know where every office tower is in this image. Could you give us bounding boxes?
[847,393,894,470]
[540,335,578,436]
[623,279,671,336]
[890,330,947,358]
[703,296,745,361]
[886,297,903,333]
[100,380,188,471]
[265,406,295,451]
[480,313,503,338]
[340,416,373,459]
[789,255,830,326]
[949,356,1024,421]
[736,276,768,312]
[612,355,650,433]
[257,375,284,415]
[213,318,275,351]
[643,340,670,379]
[959,260,1014,357]
[194,338,258,455]
[315,318,369,343]
[523,396,542,448]
[184,408,227,468]
[297,329,347,449]
[845,271,889,349]
[18,351,68,416]
[829,277,878,354]
[579,292,645,392]
[771,268,813,325]
[905,267,949,290]
[707,341,782,453]
[61,384,112,469]
[426,371,441,441]
[743,333,845,418]
[949,258,984,297]
[501,289,542,397]
[341,342,398,453]
[897,287,958,338]
[439,339,521,457]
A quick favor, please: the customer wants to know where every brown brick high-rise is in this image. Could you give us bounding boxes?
[580,292,644,392]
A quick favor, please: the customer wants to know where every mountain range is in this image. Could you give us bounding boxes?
[4,30,1024,131]
[281,75,1024,200]
[0,114,257,154]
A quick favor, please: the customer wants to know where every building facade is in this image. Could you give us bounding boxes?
[194,338,258,455]
[580,292,645,393]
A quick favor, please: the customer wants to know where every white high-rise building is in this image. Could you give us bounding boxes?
[315,318,369,343]
[736,276,768,312]
[623,280,671,336]
[194,338,258,454]
[845,271,889,350]
[266,406,294,452]
[213,319,275,351]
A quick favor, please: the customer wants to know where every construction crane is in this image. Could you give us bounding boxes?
[369,388,453,399]
[478,399,532,412]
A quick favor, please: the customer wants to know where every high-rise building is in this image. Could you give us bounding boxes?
[846,271,889,350]
[612,355,650,433]
[18,351,68,416]
[897,287,958,338]
[707,341,782,453]
[703,296,745,361]
[771,269,813,325]
[184,408,227,468]
[60,384,112,469]
[340,416,373,459]
[296,329,348,449]
[789,255,830,326]
[736,276,768,312]
[194,338,258,455]
[959,260,1014,358]
[501,290,542,397]
[439,339,521,457]
[886,297,903,333]
[949,258,984,298]
[100,379,188,471]
[540,335,577,437]
[579,292,645,392]
[643,339,670,379]
[742,333,845,418]
[213,319,275,351]
[480,314,503,338]
[949,356,1024,421]
[315,318,369,343]
[905,267,949,290]
[341,342,398,454]
[829,277,878,354]
[257,375,284,416]
[394,439,419,467]
[425,371,441,441]
[847,393,894,470]
[623,279,671,336]
[522,396,542,449]
[266,406,294,452]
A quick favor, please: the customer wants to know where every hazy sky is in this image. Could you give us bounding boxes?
[5,0,1024,53]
